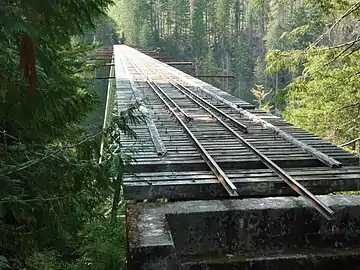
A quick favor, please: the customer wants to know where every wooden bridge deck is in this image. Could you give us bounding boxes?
[115,45,360,270]
[114,45,359,202]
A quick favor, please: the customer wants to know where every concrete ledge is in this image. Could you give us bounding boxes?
[127,195,360,269]
[180,248,360,270]
[126,205,178,270]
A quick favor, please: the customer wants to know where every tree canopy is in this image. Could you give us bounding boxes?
[1,0,143,269]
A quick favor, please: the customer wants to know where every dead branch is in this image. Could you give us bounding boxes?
[311,1,360,47]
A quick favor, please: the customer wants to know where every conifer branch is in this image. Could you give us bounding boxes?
[1,130,104,177]
[0,130,20,141]
[311,1,360,47]
[340,137,360,147]
[320,36,360,50]
[0,195,71,204]
[324,35,360,66]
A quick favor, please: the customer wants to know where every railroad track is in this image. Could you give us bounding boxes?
[118,50,339,220]
[115,45,360,270]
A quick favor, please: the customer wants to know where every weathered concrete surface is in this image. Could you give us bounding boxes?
[180,249,360,270]
[127,195,360,270]
[126,205,178,270]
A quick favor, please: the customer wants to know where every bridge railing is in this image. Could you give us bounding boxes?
[98,59,115,163]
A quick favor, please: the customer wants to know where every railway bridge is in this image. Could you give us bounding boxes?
[110,45,360,269]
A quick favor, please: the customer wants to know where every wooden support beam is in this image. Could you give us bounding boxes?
[132,47,178,60]
[131,46,147,49]
[90,58,113,61]
[340,138,360,147]
[195,75,235,78]
[149,55,177,59]
[138,50,160,53]
[157,58,178,62]
[95,53,113,56]
[165,62,193,66]
[141,52,176,57]
[138,50,157,53]
[149,52,171,56]
[123,167,360,200]
[95,76,115,80]
[87,63,115,67]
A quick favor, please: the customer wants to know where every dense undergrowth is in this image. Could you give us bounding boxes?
[0,1,142,269]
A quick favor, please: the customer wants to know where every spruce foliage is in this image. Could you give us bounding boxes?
[1,0,144,268]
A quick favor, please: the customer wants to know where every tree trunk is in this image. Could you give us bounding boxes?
[111,173,123,221]
[189,0,196,27]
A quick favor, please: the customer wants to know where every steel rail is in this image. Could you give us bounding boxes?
[141,61,335,220]
[164,69,342,168]
[127,58,238,196]
[171,81,248,133]
[148,68,248,133]
[149,80,193,122]
[138,49,342,168]
[133,65,193,121]
[135,59,246,133]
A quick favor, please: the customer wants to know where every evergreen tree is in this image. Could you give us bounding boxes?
[0,0,144,268]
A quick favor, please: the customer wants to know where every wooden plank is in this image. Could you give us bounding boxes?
[341,137,360,147]
[123,173,360,200]
[195,75,235,78]
[154,64,344,168]
[207,92,342,167]
[123,166,360,178]
[116,46,360,203]
[165,62,193,65]
[128,158,322,173]
[128,156,359,173]
[124,169,360,183]
[90,58,113,61]
[115,49,167,156]
[129,154,357,165]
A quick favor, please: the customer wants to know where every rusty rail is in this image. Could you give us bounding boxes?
[141,61,335,220]
[128,59,238,197]
[121,46,335,220]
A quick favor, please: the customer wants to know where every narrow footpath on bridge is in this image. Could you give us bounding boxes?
[112,45,360,270]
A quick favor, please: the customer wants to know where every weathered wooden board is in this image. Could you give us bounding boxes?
[123,167,360,200]
[114,45,360,201]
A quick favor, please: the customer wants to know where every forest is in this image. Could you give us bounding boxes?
[0,0,359,269]
[109,0,360,149]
